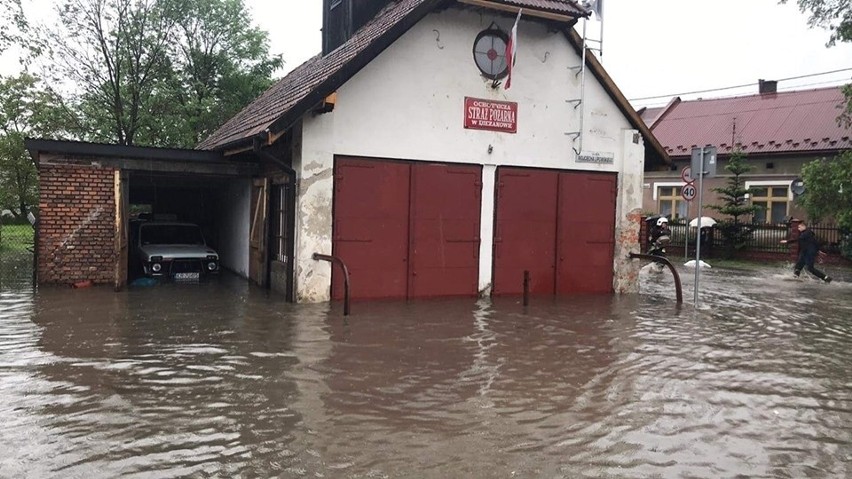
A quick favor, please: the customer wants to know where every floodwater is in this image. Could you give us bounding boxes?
[1,264,852,478]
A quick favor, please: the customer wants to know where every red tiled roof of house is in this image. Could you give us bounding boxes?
[649,86,852,158]
[198,0,589,151]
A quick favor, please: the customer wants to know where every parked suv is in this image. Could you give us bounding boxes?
[135,221,219,280]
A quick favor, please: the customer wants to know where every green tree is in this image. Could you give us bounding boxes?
[781,0,852,126]
[37,0,280,148]
[780,0,851,46]
[0,0,27,55]
[799,152,852,256]
[155,0,282,146]
[0,73,67,219]
[707,150,761,255]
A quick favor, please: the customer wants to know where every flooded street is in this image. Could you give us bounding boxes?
[2,264,852,478]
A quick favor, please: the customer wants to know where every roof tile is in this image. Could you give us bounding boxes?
[650,87,851,157]
[198,0,588,150]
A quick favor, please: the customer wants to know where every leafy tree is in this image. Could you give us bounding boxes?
[781,0,852,126]
[158,0,282,146]
[707,150,761,255]
[0,0,27,55]
[0,73,67,219]
[36,0,281,148]
[799,152,852,257]
[780,0,852,46]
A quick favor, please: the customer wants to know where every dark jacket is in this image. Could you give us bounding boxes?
[796,229,823,259]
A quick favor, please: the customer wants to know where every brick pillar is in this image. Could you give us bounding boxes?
[788,219,802,260]
[38,164,118,285]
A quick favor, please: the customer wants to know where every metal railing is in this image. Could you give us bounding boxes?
[312,253,351,316]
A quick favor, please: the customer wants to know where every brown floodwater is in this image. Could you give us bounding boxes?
[1,264,851,478]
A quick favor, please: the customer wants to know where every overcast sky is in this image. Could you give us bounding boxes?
[4,0,852,109]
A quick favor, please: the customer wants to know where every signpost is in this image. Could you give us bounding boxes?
[680,166,696,260]
[689,146,717,307]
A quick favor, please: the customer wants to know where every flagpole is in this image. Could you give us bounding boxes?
[504,9,522,90]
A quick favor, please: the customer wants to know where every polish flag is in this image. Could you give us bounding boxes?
[504,9,522,90]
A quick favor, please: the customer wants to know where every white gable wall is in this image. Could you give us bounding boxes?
[294,8,645,302]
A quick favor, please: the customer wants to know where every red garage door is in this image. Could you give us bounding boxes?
[557,172,616,294]
[333,157,481,300]
[493,167,616,296]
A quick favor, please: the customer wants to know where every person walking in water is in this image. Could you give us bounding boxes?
[780,222,832,283]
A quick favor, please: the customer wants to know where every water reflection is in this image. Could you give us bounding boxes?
[1,266,851,477]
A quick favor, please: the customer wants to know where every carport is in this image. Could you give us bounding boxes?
[26,139,259,290]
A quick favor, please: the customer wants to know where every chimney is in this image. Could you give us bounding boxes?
[759,79,777,94]
[323,0,392,55]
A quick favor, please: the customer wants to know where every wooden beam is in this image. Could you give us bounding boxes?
[223,145,254,156]
[457,0,579,23]
[267,128,287,146]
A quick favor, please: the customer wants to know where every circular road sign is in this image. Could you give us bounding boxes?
[681,166,694,183]
[682,183,697,201]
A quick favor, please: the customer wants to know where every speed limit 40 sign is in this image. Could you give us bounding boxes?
[682,183,697,201]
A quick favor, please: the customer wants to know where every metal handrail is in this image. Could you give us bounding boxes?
[312,253,351,316]
[629,253,683,304]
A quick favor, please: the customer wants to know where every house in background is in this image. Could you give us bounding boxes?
[640,82,851,223]
[28,0,672,301]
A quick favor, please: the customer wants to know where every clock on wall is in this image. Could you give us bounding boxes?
[472,26,509,80]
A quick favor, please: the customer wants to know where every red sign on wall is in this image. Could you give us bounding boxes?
[464,97,517,133]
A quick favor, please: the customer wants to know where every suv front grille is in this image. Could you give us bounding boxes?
[170,259,203,274]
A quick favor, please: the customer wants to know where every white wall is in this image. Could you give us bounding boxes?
[218,178,250,278]
[295,7,644,302]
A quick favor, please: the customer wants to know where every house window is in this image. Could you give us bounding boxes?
[270,184,289,263]
[750,185,789,224]
[657,185,688,219]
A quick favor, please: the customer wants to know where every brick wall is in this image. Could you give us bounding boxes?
[38,164,117,285]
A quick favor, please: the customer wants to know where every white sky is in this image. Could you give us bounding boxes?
[4,0,852,109]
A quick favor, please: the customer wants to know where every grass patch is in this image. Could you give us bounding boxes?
[0,224,35,253]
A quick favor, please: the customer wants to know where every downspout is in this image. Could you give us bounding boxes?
[253,133,297,302]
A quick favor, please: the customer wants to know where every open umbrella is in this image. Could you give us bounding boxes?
[689,216,717,228]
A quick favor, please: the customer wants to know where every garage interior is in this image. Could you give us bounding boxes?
[126,172,252,283]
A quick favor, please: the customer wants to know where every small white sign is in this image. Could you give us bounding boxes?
[682,184,697,201]
[577,151,614,165]
[681,166,694,183]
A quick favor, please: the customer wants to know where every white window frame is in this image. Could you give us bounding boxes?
[652,182,685,200]
[744,180,794,201]
[745,180,792,224]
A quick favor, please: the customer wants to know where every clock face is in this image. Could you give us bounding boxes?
[473,29,509,80]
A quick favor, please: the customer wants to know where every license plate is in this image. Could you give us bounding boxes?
[174,272,200,280]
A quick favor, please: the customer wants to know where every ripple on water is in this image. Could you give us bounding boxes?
[0,268,851,477]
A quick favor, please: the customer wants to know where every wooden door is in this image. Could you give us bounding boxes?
[249,178,269,286]
[114,170,129,291]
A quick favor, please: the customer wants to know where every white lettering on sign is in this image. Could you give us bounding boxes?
[464,97,518,133]
[576,151,615,165]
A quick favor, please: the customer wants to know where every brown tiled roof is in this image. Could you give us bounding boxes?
[499,0,586,15]
[649,86,852,158]
[199,0,592,151]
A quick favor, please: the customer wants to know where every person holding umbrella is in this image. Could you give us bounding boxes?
[780,222,832,283]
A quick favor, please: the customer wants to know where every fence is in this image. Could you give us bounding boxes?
[0,219,35,289]
[642,217,849,265]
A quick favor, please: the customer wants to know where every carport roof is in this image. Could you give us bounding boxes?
[25,139,223,165]
[198,0,670,168]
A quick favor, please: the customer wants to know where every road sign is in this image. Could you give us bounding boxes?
[682,183,697,201]
[681,166,694,183]
[690,146,718,178]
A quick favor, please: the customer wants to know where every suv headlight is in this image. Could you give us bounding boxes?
[152,263,162,272]
[207,262,218,271]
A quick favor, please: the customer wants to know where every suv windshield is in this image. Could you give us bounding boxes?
[141,224,205,245]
